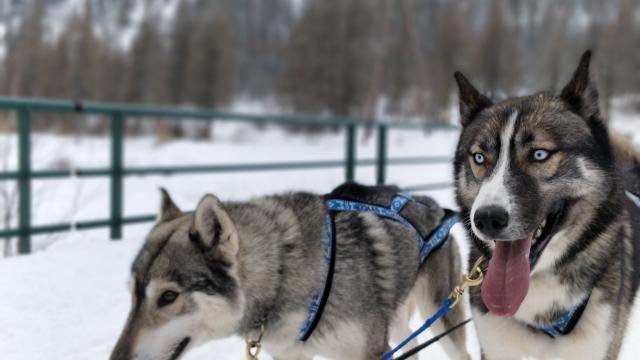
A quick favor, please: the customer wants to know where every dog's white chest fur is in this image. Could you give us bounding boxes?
[261,311,368,359]
[474,286,613,360]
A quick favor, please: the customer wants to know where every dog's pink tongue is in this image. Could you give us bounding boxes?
[481,237,531,317]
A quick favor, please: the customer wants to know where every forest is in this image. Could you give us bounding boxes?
[1,0,638,134]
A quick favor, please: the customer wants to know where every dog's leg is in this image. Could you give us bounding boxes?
[362,323,391,360]
[438,300,471,360]
[389,298,420,359]
[415,292,470,360]
[272,346,311,360]
[363,343,392,360]
[414,236,471,360]
[273,355,311,360]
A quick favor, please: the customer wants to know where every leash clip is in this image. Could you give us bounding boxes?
[245,324,264,360]
[449,256,485,308]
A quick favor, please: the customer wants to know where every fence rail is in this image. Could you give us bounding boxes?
[0,96,458,254]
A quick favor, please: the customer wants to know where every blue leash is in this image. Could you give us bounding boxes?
[380,256,486,359]
[380,298,453,360]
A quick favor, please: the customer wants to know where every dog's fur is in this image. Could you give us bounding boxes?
[110,183,469,360]
[453,51,640,359]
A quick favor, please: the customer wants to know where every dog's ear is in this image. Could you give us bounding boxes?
[190,194,239,258]
[454,71,493,127]
[159,188,182,223]
[560,50,599,118]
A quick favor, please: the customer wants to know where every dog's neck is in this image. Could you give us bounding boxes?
[224,201,312,339]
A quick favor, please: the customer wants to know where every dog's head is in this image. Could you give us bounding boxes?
[453,51,617,316]
[110,190,244,360]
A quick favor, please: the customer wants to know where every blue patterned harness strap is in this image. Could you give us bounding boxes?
[297,213,336,341]
[536,293,591,338]
[297,193,459,341]
[325,194,459,262]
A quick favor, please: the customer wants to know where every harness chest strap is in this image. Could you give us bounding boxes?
[297,212,336,341]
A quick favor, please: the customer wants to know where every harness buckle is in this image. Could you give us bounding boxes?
[448,256,485,308]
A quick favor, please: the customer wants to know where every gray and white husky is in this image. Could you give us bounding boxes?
[453,50,640,359]
[110,183,469,360]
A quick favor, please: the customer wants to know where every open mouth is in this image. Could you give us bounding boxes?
[169,337,191,360]
[480,200,567,317]
[528,200,566,269]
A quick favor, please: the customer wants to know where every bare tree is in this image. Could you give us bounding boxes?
[280,0,376,122]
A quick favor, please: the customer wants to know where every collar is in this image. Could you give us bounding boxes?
[532,293,591,338]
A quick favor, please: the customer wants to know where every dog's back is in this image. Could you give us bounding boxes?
[321,182,468,359]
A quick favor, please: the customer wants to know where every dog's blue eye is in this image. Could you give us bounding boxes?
[158,290,179,307]
[532,149,550,162]
[473,153,485,165]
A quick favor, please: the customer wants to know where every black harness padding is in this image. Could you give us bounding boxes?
[325,182,448,241]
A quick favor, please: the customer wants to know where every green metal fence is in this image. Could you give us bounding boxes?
[0,96,458,254]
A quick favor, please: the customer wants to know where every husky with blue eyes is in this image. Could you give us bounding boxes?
[453,50,640,359]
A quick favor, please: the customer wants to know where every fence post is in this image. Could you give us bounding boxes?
[110,113,124,240]
[17,108,31,254]
[345,124,356,182]
[376,124,388,185]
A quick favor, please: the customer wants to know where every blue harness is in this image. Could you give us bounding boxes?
[297,193,459,341]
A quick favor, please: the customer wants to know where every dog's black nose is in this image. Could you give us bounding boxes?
[474,206,509,237]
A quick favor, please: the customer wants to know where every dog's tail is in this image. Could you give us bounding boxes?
[611,131,640,168]
[611,132,640,194]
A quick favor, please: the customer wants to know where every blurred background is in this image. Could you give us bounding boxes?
[0,0,639,132]
[0,1,639,359]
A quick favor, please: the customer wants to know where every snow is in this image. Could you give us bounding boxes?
[1,109,639,359]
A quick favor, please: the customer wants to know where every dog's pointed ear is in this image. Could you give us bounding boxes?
[454,71,493,127]
[159,188,182,223]
[560,50,599,118]
[190,194,239,258]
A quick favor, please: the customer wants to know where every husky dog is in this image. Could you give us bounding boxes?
[110,183,469,360]
[453,50,640,359]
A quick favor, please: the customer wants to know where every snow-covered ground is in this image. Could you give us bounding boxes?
[1,110,639,359]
